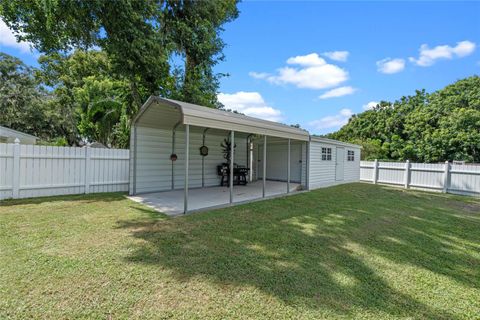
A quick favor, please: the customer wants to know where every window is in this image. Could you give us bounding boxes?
[321,147,332,161]
[347,150,355,161]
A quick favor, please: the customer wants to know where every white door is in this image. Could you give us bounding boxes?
[257,143,302,182]
[335,147,344,181]
[290,144,302,182]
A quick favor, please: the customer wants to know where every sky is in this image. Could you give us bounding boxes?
[1,1,479,135]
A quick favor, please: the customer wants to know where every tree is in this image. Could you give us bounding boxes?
[38,50,133,147]
[0,52,63,141]
[329,76,480,162]
[1,0,240,147]
[164,0,239,107]
[75,76,131,148]
[0,0,240,109]
[0,0,170,108]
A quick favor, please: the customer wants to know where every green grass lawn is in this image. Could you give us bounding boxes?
[1,183,479,319]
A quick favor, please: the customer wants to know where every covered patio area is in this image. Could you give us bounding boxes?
[129,96,310,214]
[129,180,302,216]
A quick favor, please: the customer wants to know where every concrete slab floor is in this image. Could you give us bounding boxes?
[128,180,302,216]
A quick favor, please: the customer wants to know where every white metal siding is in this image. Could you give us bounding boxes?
[134,126,173,194]
[257,142,303,183]
[308,141,361,189]
[133,125,247,194]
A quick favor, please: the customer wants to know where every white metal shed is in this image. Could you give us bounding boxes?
[308,136,361,189]
[129,96,361,215]
[0,126,37,145]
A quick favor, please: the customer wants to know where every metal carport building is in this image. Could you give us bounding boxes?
[129,96,360,215]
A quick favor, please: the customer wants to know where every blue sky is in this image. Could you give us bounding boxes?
[1,1,479,135]
[215,1,480,134]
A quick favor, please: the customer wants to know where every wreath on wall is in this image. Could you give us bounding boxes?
[200,145,209,156]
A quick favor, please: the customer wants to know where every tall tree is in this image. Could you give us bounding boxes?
[0,0,170,109]
[0,52,63,141]
[329,76,480,163]
[0,0,239,109]
[164,0,239,107]
[38,50,133,147]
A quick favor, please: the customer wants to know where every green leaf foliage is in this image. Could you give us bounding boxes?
[37,50,135,148]
[0,0,240,147]
[329,76,480,162]
[0,0,239,108]
[0,52,65,142]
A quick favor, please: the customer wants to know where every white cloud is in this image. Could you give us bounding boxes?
[250,53,349,90]
[309,109,353,130]
[217,91,283,122]
[409,40,476,67]
[322,51,349,62]
[362,101,379,110]
[0,19,32,53]
[319,86,357,99]
[249,72,270,79]
[286,53,326,66]
[376,58,405,74]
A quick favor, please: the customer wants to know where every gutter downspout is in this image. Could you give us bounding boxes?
[133,126,138,194]
[306,137,310,190]
[202,128,210,188]
[171,121,181,190]
[246,134,254,182]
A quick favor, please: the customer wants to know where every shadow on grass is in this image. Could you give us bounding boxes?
[118,183,479,318]
[0,192,128,207]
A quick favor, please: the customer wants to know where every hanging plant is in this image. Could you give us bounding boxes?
[221,137,236,164]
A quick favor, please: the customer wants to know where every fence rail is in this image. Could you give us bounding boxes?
[0,142,129,200]
[360,160,480,196]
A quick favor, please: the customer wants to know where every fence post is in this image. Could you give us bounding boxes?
[404,160,410,189]
[12,139,20,199]
[373,159,378,184]
[84,146,91,194]
[442,160,450,193]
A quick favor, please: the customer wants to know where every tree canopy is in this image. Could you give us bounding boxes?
[329,75,480,163]
[0,0,239,147]
[0,52,65,142]
[0,0,239,108]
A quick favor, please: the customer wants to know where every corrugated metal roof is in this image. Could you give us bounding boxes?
[310,136,362,149]
[134,96,310,141]
[0,125,38,140]
[133,96,362,148]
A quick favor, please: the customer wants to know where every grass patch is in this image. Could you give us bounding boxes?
[1,183,479,319]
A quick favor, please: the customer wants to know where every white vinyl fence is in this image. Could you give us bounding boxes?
[361,160,480,196]
[0,142,129,200]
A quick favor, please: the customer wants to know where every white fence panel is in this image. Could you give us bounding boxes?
[360,161,374,181]
[0,142,129,200]
[410,163,445,190]
[449,164,480,195]
[0,143,14,199]
[377,162,405,186]
[360,159,480,196]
